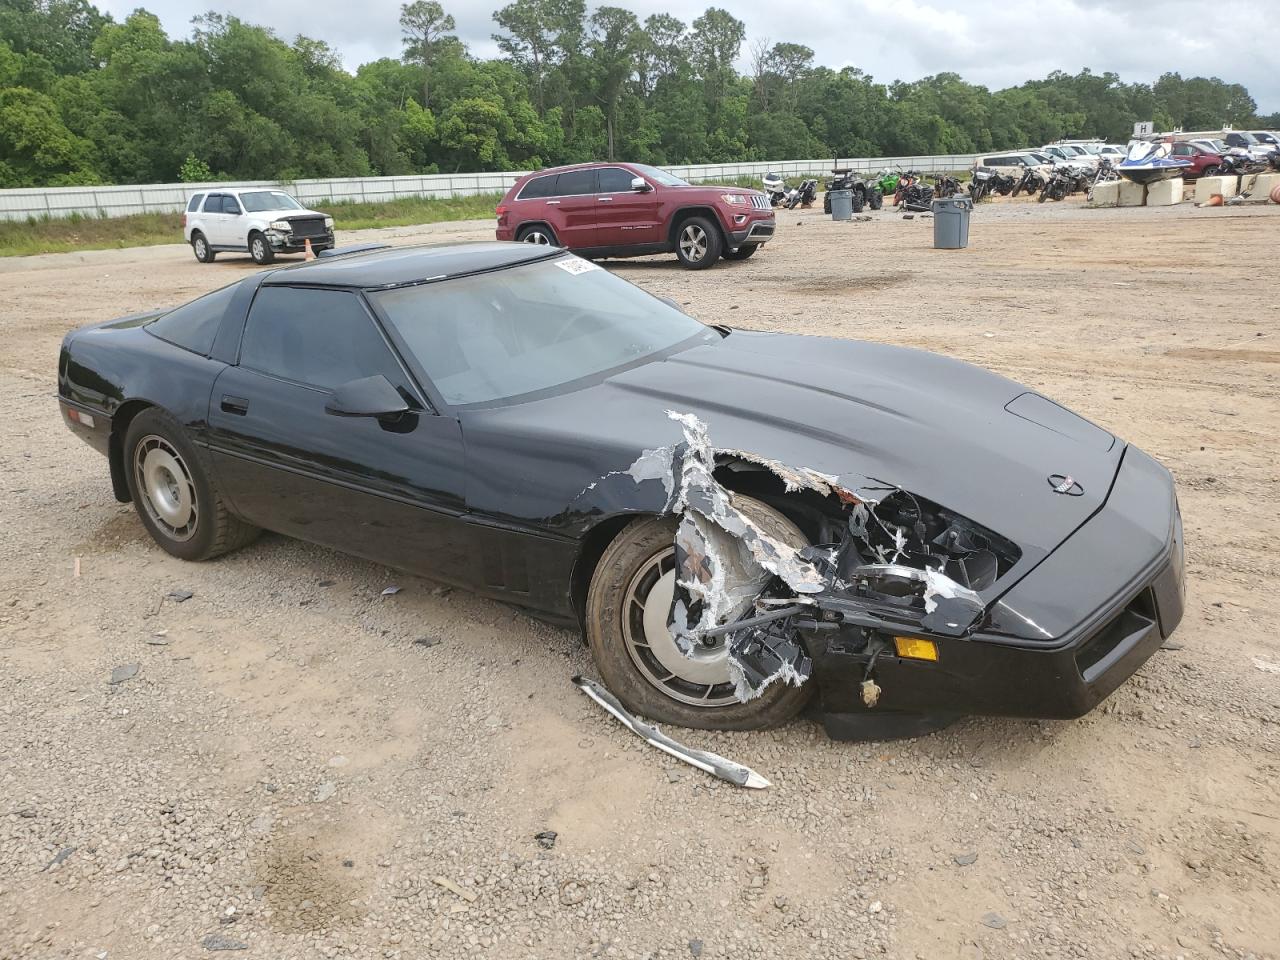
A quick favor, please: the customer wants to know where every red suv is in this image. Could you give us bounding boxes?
[495,162,776,269]
[1169,141,1224,178]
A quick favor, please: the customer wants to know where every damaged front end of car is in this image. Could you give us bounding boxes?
[632,410,1026,734]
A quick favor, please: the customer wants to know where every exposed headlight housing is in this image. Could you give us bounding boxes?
[269,220,291,232]
[719,194,749,206]
[324,216,334,229]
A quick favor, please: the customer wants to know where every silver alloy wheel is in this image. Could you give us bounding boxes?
[251,236,267,261]
[620,547,737,707]
[133,435,198,542]
[678,223,708,262]
[522,230,551,245]
[193,235,207,259]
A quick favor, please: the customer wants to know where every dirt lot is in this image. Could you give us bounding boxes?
[2,197,1278,960]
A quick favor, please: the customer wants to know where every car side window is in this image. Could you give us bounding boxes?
[519,175,557,199]
[147,282,239,357]
[239,286,404,391]
[203,193,224,213]
[187,195,204,212]
[223,196,242,215]
[557,169,596,195]
[597,167,635,194]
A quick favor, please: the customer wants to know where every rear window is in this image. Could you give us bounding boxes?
[518,174,558,200]
[147,283,238,357]
[202,194,223,213]
[187,194,204,212]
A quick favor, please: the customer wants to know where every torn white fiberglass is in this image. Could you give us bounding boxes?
[627,411,1022,703]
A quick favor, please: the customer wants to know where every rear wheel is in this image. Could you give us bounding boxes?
[851,188,865,214]
[1201,165,1219,177]
[722,243,759,261]
[516,224,558,246]
[249,231,274,265]
[674,216,722,270]
[191,231,215,263]
[868,189,883,210]
[585,497,813,730]
[124,408,260,562]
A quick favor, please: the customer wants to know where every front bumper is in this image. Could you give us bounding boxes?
[267,229,334,253]
[728,215,776,247]
[812,446,1186,733]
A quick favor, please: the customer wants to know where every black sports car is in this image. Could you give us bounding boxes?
[58,243,1185,739]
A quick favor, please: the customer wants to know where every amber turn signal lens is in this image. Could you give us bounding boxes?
[893,636,938,661]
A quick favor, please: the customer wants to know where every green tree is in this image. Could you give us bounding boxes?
[399,0,455,109]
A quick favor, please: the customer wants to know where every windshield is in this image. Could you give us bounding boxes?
[239,191,305,212]
[371,256,713,405]
[630,163,690,187]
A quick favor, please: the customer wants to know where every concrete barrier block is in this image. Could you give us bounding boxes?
[1088,180,1120,207]
[1145,178,1183,206]
[1117,180,1146,207]
[1195,175,1238,203]
[1240,172,1280,198]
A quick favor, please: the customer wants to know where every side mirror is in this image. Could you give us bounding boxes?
[325,375,410,419]
[631,177,651,193]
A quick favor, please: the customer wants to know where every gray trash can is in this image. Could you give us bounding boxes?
[829,189,854,221]
[932,196,972,248]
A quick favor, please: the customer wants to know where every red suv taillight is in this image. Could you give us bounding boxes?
[495,204,508,225]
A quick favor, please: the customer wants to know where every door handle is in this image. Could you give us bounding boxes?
[597,197,613,202]
[220,395,249,416]
[545,200,560,205]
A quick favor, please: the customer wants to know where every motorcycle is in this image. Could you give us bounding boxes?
[969,167,994,201]
[785,178,818,209]
[933,173,962,198]
[1010,167,1046,198]
[1218,153,1266,177]
[823,168,883,214]
[1037,167,1072,203]
[876,169,901,196]
[1085,158,1119,201]
[761,172,788,207]
[894,171,934,211]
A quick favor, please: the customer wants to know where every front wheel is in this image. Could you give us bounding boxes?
[124,408,260,562]
[722,243,759,261]
[585,502,813,730]
[673,216,722,270]
[249,232,274,265]
[868,189,883,210]
[1201,165,1219,178]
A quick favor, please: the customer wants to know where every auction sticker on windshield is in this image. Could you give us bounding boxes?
[555,258,601,275]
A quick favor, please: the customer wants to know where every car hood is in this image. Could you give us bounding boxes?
[462,330,1123,571]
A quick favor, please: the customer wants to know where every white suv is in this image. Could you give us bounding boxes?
[183,188,335,264]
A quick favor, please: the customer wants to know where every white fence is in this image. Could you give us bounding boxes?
[0,155,981,222]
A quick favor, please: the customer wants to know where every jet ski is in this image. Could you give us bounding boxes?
[1117,141,1192,185]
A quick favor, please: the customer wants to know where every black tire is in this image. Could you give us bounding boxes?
[851,188,865,214]
[722,243,759,261]
[673,215,722,270]
[1201,165,1219,178]
[585,498,813,731]
[823,194,832,214]
[868,189,883,210]
[191,231,215,263]
[516,224,558,246]
[249,231,274,265]
[124,408,260,562]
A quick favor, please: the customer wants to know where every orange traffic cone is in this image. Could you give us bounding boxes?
[304,237,315,260]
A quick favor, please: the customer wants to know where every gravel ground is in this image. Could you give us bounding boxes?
[2,196,1278,960]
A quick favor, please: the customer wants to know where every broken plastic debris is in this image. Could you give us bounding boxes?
[381,585,401,596]
[167,588,193,602]
[572,676,770,789]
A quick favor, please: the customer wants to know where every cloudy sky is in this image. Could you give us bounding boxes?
[97,0,1279,112]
